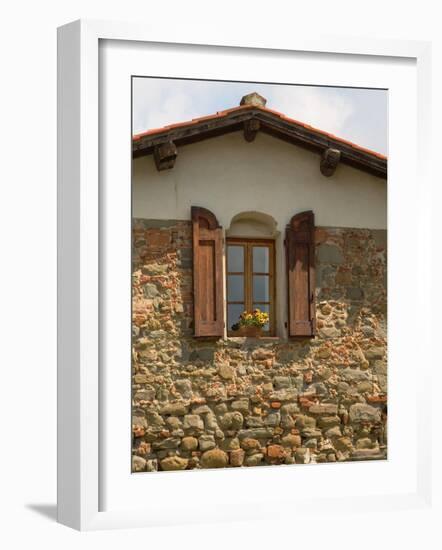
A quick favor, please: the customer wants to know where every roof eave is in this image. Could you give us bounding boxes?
[132,108,387,179]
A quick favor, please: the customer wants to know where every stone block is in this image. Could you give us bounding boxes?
[371,229,387,249]
[318,326,341,338]
[231,399,250,415]
[218,364,235,380]
[160,456,188,471]
[220,437,240,451]
[174,379,193,399]
[133,386,156,402]
[334,436,353,452]
[183,414,204,432]
[219,411,244,430]
[267,444,286,459]
[160,402,189,416]
[230,449,245,467]
[181,436,198,451]
[132,455,147,472]
[346,287,364,301]
[365,347,385,360]
[294,448,310,464]
[264,412,281,427]
[244,453,264,467]
[324,426,342,438]
[245,415,264,428]
[355,437,376,449]
[281,403,300,416]
[152,437,181,450]
[268,389,298,401]
[317,244,344,264]
[238,428,273,440]
[341,368,370,382]
[241,438,261,451]
[295,415,316,429]
[281,434,301,448]
[317,415,341,428]
[273,376,291,389]
[198,434,216,451]
[349,403,381,423]
[145,411,165,429]
[309,403,338,415]
[301,427,322,439]
[200,449,229,469]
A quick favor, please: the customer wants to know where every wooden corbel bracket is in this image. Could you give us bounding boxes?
[320,147,341,177]
[153,141,178,171]
[243,118,261,142]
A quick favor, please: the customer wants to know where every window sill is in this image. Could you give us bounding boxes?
[225,336,284,343]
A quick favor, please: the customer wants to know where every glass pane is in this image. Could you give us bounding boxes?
[227,275,244,301]
[253,275,270,302]
[253,303,270,331]
[227,245,244,273]
[228,304,244,332]
[253,246,269,273]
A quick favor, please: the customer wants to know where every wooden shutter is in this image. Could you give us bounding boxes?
[192,206,224,337]
[286,211,316,337]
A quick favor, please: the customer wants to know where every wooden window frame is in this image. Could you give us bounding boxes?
[226,237,276,336]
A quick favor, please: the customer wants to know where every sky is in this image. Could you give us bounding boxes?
[132,77,388,155]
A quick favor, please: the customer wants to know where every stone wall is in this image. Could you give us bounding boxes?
[131,219,387,472]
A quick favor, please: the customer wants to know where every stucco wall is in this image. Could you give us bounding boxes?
[132,132,387,230]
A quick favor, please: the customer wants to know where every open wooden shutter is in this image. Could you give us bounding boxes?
[286,210,316,337]
[192,206,224,337]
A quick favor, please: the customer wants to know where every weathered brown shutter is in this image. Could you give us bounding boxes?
[192,206,224,337]
[286,210,316,337]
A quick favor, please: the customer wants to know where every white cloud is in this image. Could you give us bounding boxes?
[132,79,216,134]
[132,78,387,154]
[133,81,353,137]
[268,86,355,137]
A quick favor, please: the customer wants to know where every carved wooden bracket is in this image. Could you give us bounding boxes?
[243,119,260,142]
[320,148,341,177]
[153,141,177,171]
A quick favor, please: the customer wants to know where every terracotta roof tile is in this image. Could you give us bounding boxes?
[133,104,387,161]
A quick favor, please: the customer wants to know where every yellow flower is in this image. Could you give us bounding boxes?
[238,308,269,328]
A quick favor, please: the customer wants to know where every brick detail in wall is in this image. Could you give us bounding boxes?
[131,219,387,472]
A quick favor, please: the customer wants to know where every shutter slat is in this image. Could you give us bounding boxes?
[192,207,224,337]
[286,211,316,337]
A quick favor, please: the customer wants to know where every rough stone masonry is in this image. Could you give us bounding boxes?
[131,219,387,472]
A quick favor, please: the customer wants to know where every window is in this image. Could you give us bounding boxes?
[226,239,275,336]
[192,206,316,339]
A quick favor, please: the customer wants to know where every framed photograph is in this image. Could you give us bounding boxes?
[57,20,432,530]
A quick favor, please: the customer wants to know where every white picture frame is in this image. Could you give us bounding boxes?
[57,19,434,531]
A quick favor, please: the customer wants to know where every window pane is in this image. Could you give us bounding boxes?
[228,304,244,331]
[253,275,270,302]
[253,303,270,331]
[253,246,269,272]
[227,275,244,301]
[227,245,244,273]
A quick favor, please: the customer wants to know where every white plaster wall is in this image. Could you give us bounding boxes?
[132,131,387,231]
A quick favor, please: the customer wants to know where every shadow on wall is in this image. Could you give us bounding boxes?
[25,503,57,522]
